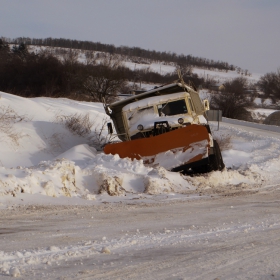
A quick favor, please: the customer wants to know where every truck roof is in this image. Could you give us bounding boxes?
[106,80,205,141]
[108,82,194,111]
[122,91,189,112]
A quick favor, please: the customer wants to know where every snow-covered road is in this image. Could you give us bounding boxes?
[1,191,280,279]
[222,117,280,138]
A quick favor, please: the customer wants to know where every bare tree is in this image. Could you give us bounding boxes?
[12,42,28,58]
[175,64,193,78]
[258,69,280,103]
[62,48,79,66]
[0,39,10,64]
[210,77,252,120]
[85,50,96,65]
[83,55,127,103]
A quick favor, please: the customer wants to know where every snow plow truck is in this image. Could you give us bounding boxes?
[103,77,224,174]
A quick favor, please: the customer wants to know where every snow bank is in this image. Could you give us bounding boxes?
[0,143,195,200]
[1,90,280,206]
[0,158,84,198]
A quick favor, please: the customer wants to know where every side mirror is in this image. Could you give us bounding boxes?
[203,99,210,111]
[107,122,113,134]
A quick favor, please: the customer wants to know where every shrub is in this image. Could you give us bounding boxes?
[258,69,280,103]
[55,112,94,137]
[210,77,253,121]
[0,105,30,146]
[54,113,116,150]
[88,119,118,150]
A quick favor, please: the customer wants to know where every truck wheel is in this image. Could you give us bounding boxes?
[190,140,225,174]
[209,140,225,171]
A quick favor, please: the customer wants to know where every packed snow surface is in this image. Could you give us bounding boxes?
[1,90,280,279]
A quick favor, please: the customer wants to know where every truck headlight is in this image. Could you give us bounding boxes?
[178,118,184,124]
[137,124,144,131]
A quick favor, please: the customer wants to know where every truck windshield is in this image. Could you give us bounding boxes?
[157,99,188,116]
[126,106,155,127]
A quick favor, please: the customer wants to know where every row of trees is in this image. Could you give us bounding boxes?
[209,70,280,121]
[0,39,206,102]
[211,69,280,121]
[0,39,124,101]
[4,36,240,72]
[1,37,253,121]
[2,38,279,122]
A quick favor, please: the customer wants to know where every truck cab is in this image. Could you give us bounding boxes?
[122,91,207,140]
[105,81,208,141]
[104,80,224,174]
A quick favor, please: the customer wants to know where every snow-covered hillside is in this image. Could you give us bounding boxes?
[27,45,262,86]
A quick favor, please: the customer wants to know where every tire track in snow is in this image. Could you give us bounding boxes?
[1,219,280,278]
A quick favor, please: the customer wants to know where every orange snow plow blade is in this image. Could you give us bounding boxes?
[104,124,210,170]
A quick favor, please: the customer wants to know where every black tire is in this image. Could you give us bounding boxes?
[191,164,209,174]
[209,140,225,171]
[190,140,225,174]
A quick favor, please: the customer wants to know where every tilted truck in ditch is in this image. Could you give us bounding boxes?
[103,78,224,174]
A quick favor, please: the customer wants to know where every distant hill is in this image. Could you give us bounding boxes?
[4,36,250,74]
[1,37,262,106]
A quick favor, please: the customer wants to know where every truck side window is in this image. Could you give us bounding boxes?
[157,99,188,116]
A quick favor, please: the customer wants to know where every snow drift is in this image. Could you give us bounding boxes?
[0,91,280,205]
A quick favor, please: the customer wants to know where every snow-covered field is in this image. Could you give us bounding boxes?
[1,91,280,279]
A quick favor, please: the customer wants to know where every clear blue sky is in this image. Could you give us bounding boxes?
[1,0,279,74]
